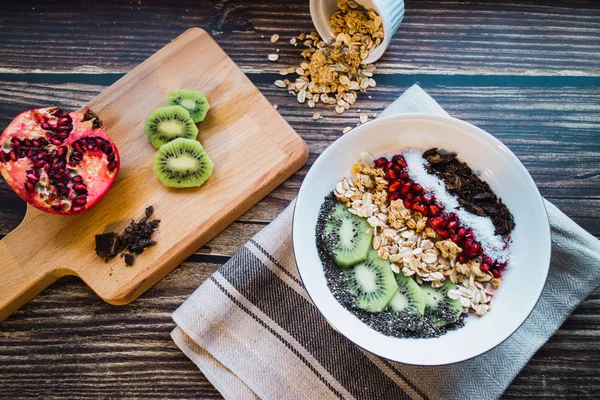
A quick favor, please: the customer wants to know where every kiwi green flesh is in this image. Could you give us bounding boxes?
[421,280,464,326]
[145,105,198,148]
[152,138,213,188]
[344,249,398,312]
[388,273,426,316]
[166,90,210,123]
[324,204,373,268]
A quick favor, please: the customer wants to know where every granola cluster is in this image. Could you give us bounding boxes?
[273,0,382,116]
[334,161,499,316]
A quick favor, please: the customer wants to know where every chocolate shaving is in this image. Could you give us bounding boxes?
[94,206,160,266]
[423,149,515,236]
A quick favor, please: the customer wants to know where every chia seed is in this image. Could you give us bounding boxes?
[316,191,466,339]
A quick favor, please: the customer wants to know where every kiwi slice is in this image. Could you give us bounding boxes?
[422,280,465,326]
[145,105,198,148]
[344,248,398,312]
[388,273,426,316]
[152,138,214,188]
[166,90,210,123]
[324,204,373,268]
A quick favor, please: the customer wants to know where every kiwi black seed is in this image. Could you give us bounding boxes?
[145,105,198,149]
[166,90,210,123]
[152,138,214,188]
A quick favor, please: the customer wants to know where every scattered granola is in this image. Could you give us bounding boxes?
[272,0,382,115]
[268,54,279,62]
[270,34,280,43]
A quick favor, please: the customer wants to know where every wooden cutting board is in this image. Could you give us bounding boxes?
[0,28,308,322]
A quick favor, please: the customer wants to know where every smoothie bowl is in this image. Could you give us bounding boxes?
[292,114,550,365]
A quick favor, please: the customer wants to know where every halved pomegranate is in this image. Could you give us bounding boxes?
[0,107,120,215]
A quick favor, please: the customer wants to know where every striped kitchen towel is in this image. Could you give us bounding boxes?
[171,85,600,399]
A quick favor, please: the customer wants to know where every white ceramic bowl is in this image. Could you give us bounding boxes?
[293,114,551,365]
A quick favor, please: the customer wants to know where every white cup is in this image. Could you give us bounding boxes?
[309,0,404,64]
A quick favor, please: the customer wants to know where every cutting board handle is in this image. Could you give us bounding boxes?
[0,238,64,322]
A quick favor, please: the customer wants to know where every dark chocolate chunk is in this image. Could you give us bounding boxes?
[95,232,123,259]
[124,253,134,266]
[94,205,160,266]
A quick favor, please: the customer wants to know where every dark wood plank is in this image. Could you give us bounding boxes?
[0,0,599,75]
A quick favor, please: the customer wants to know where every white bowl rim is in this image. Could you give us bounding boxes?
[292,112,551,366]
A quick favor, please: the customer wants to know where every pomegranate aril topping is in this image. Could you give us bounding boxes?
[405,193,413,201]
[385,161,394,171]
[403,200,412,209]
[399,172,409,180]
[428,217,444,229]
[412,203,426,215]
[480,263,490,272]
[492,269,502,278]
[447,220,458,231]
[401,183,412,194]
[484,256,493,265]
[422,193,433,204]
[412,184,423,192]
[388,181,401,192]
[34,159,45,168]
[386,170,396,180]
[437,230,450,239]
[457,228,468,237]
[457,255,467,264]
[374,157,387,168]
[429,205,440,217]
[389,193,400,201]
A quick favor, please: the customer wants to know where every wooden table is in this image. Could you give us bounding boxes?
[0,1,598,398]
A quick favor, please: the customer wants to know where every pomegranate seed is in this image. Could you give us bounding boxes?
[26,173,39,182]
[57,146,68,158]
[405,193,413,201]
[49,137,62,146]
[437,230,450,239]
[41,122,52,130]
[450,234,460,243]
[385,161,394,171]
[102,142,112,154]
[74,197,87,206]
[73,183,87,192]
[399,172,409,180]
[496,261,507,269]
[9,151,17,161]
[72,175,83,183]
[457,255,467,264]
[374,157,387,168]
[428,217,444,229]
[457,228,468,238]
[58,117,70,125]
[412,203,426,215]
[484,256,493,265]
[25,181,36,191]
[397,156,407,168]
[422,193,433,205]
[388,181,401,192]
[492,269,502,278]
[393,165,402,175]
[401,183,411,194]
[54,132,68,140]
[447,220,458,231]
[11,138,21,147]
[72,206,85,213]
[34,159,45,168]
[24,139,33,147]
[403,200,412,209]
[108,161,118,171]
[95,138,104,148]
[0,152,6,163]
[87,140,96,150]
[52,204,64,211]
[465,228,474,238]
[51,108,63,116]
[412,184,423,192]
[480,263,490,272]
[389,193,400,201]
[429,205,440,217]
[386,170,396,180]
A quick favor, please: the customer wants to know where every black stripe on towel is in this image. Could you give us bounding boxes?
[250,239,427,399]
[220,247,416,400]
[210,276,345,400]
[249,239,303,286]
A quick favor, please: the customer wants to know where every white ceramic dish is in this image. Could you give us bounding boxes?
[292,114,551,365]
